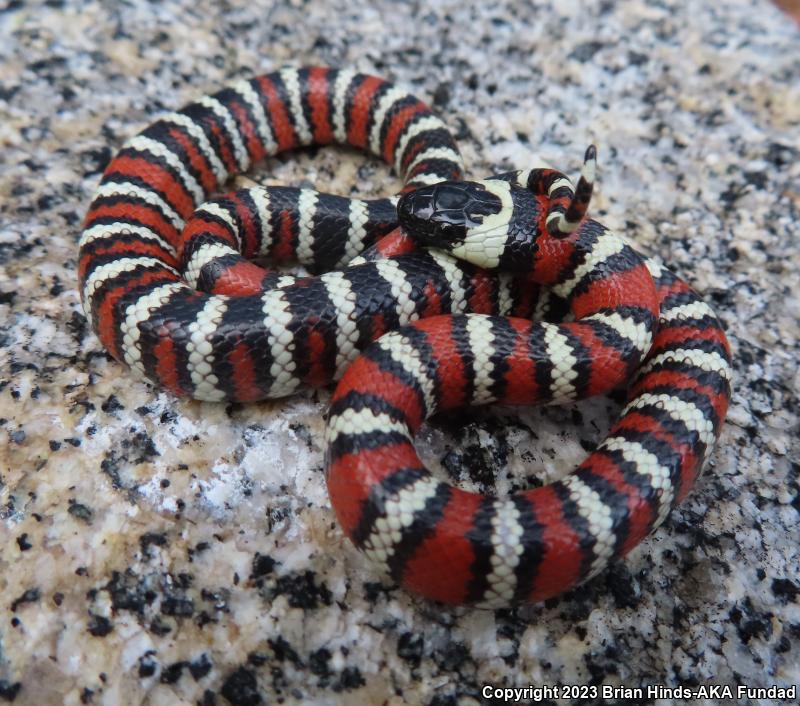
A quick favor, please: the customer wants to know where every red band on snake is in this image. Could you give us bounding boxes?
[78,67,732,606]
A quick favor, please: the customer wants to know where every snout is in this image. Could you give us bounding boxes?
[397,188,436,240]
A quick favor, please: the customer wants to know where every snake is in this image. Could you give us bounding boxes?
[78,67,732,607]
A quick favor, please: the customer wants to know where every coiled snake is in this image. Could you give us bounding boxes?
[78,67,731,607]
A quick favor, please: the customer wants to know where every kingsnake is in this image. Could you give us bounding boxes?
[78,67,732,607]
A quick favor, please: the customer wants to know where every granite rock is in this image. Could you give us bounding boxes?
[1,1,798,704]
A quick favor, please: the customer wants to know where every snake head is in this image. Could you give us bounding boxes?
[398,181,505,246]
[397,180,519,269]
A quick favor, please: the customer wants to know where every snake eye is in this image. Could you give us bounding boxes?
[434,220,464,241]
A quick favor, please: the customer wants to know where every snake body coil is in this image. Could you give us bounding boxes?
[78,67,731,606]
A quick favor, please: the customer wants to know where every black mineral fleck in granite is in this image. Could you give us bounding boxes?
[87,613,113,637]
[250,553,277,581]
[220,667,262,706]
[189,653,213,681]
[159,661,188,685]
[160,592,194,618]
[10,588,40,612]
[397,631,425,666]
[138,532,167,554]
[267,637,303,667]
[0,681,22,702]
[333,665,365,691]
[266,570,333,609]
[771,578,799,603]
[138,652,158,678]
[308,647,332,680]
[67,501,93,523]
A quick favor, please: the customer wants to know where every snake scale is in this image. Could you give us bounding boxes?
[78,67,732,607]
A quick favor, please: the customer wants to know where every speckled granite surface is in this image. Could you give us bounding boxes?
[1,1,798,704]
